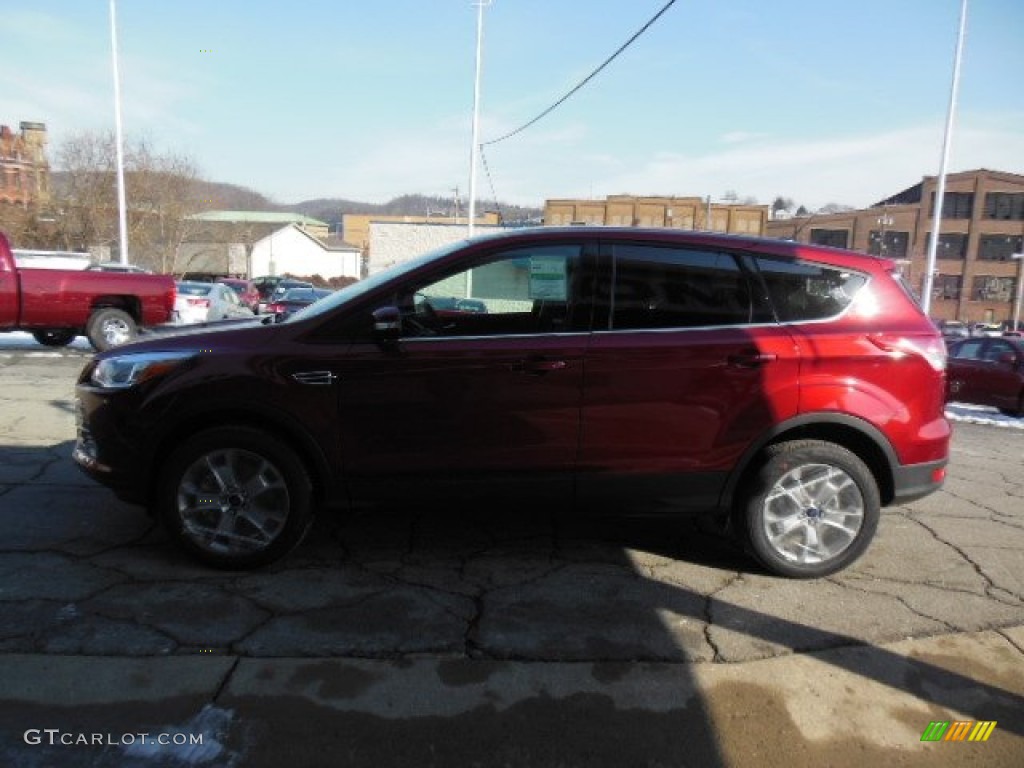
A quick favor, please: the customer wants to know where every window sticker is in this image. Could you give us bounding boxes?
[529,256,567,300]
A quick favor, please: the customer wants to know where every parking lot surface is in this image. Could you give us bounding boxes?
[0,339,1022,766]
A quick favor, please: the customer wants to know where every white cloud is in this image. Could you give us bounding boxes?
[585,115,1024,210]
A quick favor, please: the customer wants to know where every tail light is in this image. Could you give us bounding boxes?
[186,298,211,308]
[267,303,284,314]
[867,334,947,372]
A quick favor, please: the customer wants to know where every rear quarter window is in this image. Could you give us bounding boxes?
[755,258,868,322]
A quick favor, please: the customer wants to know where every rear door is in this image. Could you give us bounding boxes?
[578,240,799,513]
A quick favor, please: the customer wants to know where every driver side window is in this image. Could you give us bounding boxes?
[400,244,584,338]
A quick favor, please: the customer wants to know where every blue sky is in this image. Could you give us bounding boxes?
[2,0,1022,210]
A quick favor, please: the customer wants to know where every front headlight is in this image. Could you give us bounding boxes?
[90,351,195,389]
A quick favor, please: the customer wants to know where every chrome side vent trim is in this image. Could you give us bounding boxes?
[291,371,338,386]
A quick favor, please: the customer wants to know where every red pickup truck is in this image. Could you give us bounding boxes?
[0,232,176,351]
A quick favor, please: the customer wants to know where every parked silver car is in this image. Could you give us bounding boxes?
[173,281,255,324]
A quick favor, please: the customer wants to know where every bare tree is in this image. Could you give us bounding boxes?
[771,196,795,217]
[52,130,203,271]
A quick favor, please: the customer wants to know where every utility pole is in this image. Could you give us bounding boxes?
[109,0,129,265]
[1012,250,1024,332]
[923,0,969,314]
[468,1,491,237]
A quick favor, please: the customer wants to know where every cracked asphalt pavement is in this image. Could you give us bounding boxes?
[1,343,1022,766]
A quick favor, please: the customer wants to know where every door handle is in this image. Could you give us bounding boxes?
[510,358,568,375]
[727,352,777,368]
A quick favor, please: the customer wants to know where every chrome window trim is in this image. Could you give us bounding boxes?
[401,331,592,343]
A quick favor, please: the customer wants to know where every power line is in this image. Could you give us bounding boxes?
[482,0,678,147]
[478,147,504,224]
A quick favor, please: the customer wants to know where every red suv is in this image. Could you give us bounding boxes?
[73,229,950,577]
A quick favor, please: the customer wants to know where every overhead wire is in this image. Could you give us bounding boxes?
[477,0,678,223]
[478,147,504,224]
[481,0,678,148]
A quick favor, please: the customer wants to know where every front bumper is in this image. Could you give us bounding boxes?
[73,385,157,506]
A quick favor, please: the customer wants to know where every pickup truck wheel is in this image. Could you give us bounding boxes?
[157,426,313,569]
[86,308,137,351]
[32,330,76,347]
[738,440,880,578]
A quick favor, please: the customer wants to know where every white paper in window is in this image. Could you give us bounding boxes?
[529,256,567,300]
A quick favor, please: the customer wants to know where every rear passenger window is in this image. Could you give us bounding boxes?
[602,245,771,330]
[952,340,984,360]
[755,258,867,322]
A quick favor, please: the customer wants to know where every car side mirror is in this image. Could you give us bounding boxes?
[372,306,402,343]
[997,351,1016,366]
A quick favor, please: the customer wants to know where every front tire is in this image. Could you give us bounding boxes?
[86,308,137,351]
[156,426,313,568]
[32,329,76,347]
[738,440,880,578]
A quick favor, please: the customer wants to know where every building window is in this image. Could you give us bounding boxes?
[971,275,1016,302]
[925,232,968,259]
[932,274,962,300]
[929,192,974,219]
[984,192,1024,221]
[809,228,849,249]
[867,230,909,258]
[978,234,1024,261]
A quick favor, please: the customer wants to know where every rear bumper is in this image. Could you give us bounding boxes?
[891,458,947,505]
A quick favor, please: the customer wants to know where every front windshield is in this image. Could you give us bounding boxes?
[285,238,471,323]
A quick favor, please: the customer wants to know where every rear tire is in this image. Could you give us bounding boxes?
[156,426,313,569]
[738,439,880,578]
[86,308,137,351]
[32,329,76,347]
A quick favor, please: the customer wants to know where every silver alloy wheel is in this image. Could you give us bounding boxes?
[99,317,133,346]
[761,462,864,565]
[176,448,290,556]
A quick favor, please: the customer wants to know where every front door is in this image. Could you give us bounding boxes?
[337,242,593,507]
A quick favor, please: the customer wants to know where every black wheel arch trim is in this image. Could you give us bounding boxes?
[143,399,343,508]
[718,412,902,513]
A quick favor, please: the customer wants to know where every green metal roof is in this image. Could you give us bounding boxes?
[189,210,329,226]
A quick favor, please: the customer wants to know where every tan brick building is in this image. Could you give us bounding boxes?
[544,195,769,235]
[766,169,1024,326]
[0,121,49,207]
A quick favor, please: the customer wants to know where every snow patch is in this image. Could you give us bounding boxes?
[945,402,1024,430]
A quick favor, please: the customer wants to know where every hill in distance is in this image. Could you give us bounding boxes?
[193,180,544,229]
[49,173,545,230]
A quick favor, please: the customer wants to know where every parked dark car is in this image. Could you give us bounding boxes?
[266,287,333,319]
[73,228,950,577]
[252,276,314,312]
[946,336,1024,416]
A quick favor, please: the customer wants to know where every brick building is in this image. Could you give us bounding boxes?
[0,121,49,207]
[766,169,1024,326]
[544,195,770,236]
